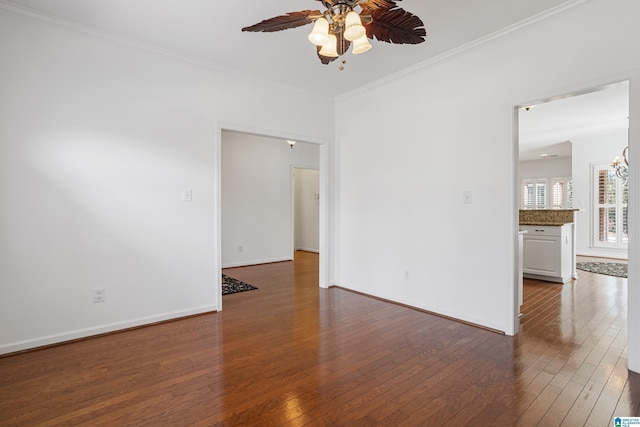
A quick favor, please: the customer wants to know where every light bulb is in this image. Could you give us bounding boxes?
[308,18,329,46]
[344,11,365,41]
[319,34,339,57]
[352,34,372,54]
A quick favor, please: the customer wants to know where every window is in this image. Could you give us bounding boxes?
[521,177,572,209]
[551,177,573,209]
[521,179,548,209]
[592,163,628,249]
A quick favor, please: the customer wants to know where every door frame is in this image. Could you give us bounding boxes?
[510,75,639,375]
[291,166,321,259]
[215,122,331,311]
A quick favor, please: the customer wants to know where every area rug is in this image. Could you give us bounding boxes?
[576,262,628,278]
[222,274,258,295]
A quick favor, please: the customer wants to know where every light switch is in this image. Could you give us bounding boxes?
[463,191,473,204]
[183,189,193,202]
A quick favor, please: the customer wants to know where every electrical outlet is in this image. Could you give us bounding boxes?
[238,245,244,253]
[93,288,105,303]
[404,271,410,281]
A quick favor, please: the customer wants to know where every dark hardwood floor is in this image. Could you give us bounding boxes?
[0,251,638,426]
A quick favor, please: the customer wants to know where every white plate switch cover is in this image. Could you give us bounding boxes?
[463,191,473,204]
[93,288,105,303]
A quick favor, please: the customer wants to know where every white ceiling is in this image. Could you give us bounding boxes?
[3,0,625,156]
[518,82,629,161]
[3,0,574,98]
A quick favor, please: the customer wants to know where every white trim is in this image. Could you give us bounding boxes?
[338,282,507,333]
[222,257,292,269]
[508,104,520,336]
[512,73,640,373]
[296,248,320,253]
[319,144,331,288]
[590,162,628,251]
[290,166,296,261]
[576,251,628,260]
[0,305,217,356]
[292,165,321,261]
[337,0,599,102]
[0,0,598,104]
[214,125,223,311]
[628,73,640,374]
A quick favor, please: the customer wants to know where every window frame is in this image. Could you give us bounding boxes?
[591,162,628,250]
[521,178,549,209]
[521,177,572,210]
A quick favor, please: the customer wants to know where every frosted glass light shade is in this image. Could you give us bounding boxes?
[308,18,330,46]
[344,11,365,41]
[319,34,339,57]
[352,34,372,54]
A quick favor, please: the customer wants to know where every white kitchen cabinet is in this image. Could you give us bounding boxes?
[521,224,573,283]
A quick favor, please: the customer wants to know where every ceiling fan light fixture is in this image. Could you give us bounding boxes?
[308,17,330,46]
[352,34,372,54]
[319,33,339,57]
[242,2,426,67]
[343,11,365,41]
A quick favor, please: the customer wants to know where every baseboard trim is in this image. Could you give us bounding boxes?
[330,285,505,335]
[576,253,628,261]
[222,257,291,269]
[0,305,217,357]
[295,248,319,253]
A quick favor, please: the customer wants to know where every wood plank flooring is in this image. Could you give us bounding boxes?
[0,251,638,426]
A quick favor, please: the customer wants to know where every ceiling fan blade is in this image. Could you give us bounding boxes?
[358,0,398,10]
[363,7,426,44]
[242,10,322,33]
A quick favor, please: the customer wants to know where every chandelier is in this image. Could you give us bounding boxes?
[242,0,426,70]
[612,146,629,179]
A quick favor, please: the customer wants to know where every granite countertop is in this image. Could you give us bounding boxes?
[519,221,573,226]
[519,209,579,212]
[519,209,576,226]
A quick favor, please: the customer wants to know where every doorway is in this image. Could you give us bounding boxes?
[514,81,630,330]
[218,127,327,309]
[293,168,320,256]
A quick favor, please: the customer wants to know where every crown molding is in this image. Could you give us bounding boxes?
[337,0,601,102]
[0,0,334,101]
[0,0,211,71]
[0,0,600,102]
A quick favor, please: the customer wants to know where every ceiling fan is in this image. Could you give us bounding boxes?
[242,0,426,69]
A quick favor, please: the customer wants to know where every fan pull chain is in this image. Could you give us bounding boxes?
[339,57,346,71]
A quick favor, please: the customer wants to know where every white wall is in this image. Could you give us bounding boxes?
[519,157,572,180]
[335,0,640,351]
[221,133,319,267]
[0,11,332,354]
[572,127,628,258]
[294,168,320,252]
